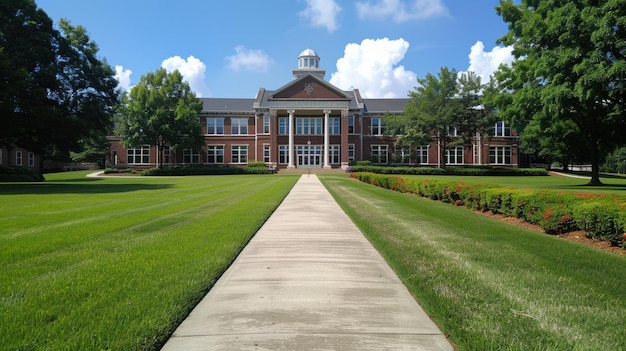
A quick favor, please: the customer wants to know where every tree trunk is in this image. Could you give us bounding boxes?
[587,145,603,186]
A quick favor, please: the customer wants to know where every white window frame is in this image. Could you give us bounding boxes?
[395,146,411,164]
[278,117,288,135]
[206,117,224,135]
[446,146,464,164]
[371,145,388,164]
[183,149,200,164]
[329,117,340,135]
[263,144,270,163]
[330,145,340,164]
[296,117,322,135]
[28,152,35,167]
[494,121,512,137]
[231,118,248,135]
[448,126,459,137]
[348,144,355,161]
[348,116,354,134]
[416,145,428,164]
[127,146,150,164]
[16,151,22,166]
[489,146,512,165]
[231,145,248,164]
[207,145,224,164]
[263,114,270,134]
[279,145,288,164]
[371,118,383,136]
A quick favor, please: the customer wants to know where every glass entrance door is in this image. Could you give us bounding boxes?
[297,145,322,168]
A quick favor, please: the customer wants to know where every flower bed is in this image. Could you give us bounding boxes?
[352,172,626,248]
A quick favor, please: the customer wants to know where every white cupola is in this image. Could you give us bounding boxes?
[293,48,326,80]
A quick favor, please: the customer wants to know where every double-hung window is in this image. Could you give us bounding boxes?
[16,151,22,166]
[330,145,340,164]
[489,146,512,165]
[329,117,340,135]
[263,145,270,163]
[296,118,322,135]
[183,149,200,164]
[207,145,224,164]
[28,152,35,167]
[371,145,388,164]
[494,121,512,137]
[231,118,248,135]
[278,117,289,135]
[207,118,224,135]
[263,115,270,134]
[348,116,354,134]
[416,146,428,164]
[231,145,248,163]
[446,146,463,164]
[279,145,288,164]
[127,146,150,164]
[371,118,383,136]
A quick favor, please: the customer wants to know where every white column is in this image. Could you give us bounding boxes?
[287,110,295,168]
[323,109,331,168]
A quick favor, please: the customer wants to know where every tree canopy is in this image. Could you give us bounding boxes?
[116,68,203,167]
[495,0,626,185]
[388,67,494,167]
[0,0,119,166]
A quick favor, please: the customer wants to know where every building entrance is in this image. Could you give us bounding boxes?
[297,145,322,168]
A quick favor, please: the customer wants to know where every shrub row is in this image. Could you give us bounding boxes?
[0,166,44,182]
[348,165,548,176]
[352,172,626,248]
[137,164,274,176]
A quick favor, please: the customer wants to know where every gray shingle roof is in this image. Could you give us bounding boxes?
[362,98,409,113]
[200,98,255,112]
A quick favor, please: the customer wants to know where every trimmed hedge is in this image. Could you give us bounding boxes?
[141,166,247,176]
[348,165,548,176]
[352,172,626,248]
[138,164,274,176]
[0,166,44,182]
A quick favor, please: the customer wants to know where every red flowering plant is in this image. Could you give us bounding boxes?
[540,207,577,234]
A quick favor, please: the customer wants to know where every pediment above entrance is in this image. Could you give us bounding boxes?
[270,75,349,100]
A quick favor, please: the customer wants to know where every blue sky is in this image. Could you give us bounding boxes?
[36,0,515,98]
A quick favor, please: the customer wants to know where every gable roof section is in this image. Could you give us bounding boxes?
[270,74,349,100]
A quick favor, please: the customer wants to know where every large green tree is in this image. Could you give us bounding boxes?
[390,67,494,167]
[0,1,119,167]
[117,68,203,167]
[496,0,626,185]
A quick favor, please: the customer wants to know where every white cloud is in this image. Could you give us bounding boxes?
[299,0,342,33]
[225,46,274,73]
[461,41,515,83]
[329,38,417,98]
[114,65,132,92]
[161,55,211,97]
[355,0,448,23]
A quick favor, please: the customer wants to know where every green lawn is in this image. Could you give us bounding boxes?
[0,171,299,351]
[320,174,626,351]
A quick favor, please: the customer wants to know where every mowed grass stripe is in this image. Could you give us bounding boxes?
[0,173,299,351]
[320,175,626,351]
[1,175,258,239]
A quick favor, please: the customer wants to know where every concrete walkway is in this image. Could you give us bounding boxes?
[161,175,454,351]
